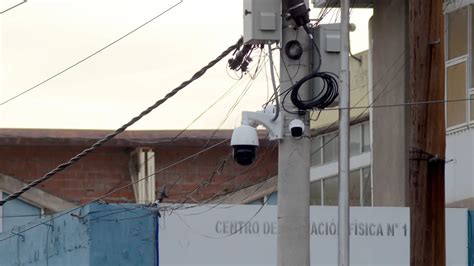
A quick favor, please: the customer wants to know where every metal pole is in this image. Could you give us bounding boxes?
[277,1,311,265]
[338,0,350,265]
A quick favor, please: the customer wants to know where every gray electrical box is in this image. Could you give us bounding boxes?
[310,23,341,106]
[243,0,281,44]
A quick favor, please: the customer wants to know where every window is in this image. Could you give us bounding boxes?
[362,122,371,152]
[362,167,372,206]
[311,121,371,167]
[349,170,361,206]
[446,62,467,127]
[470,94,474,122]
[310,136,322,166]
[350,124,362,156]
[310,180,322,205]
[1,193,42,232]
[447,7,468,60]
[445,5,474,130]
[310,167,373,207]
[322,133,338,163]
[323,176,338,206]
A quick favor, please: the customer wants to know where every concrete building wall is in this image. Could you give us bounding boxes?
[371,0,409,206]
[445,129,474,208]
[0,203,157,266]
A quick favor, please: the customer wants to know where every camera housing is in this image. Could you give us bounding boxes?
[230,125,259,166]
[289,119,305,137]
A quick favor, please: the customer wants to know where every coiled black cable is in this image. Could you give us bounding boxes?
[290,71,339,110]
[287,24,339,111]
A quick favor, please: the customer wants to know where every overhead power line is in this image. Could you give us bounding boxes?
[0,36,244,207]
[0,0,183,106]
[0,0,26,14]
[320,98,473,111]
[0,138,229,242]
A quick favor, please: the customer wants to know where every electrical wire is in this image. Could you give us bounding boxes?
[175,139,276,214]
[140,50,263,166]
[170,194,270,239]
[155,5,404,216]
[0,204,153,222]
[0,0,26,14]
[0,37,244,207]
[3,66,426,232]
[158,142,277,215]
[200,55,268,149]
[0,138,229,242]
[163,142,278,212]
[284,24,339,111]
[164,140,276,203]
[0,0,183,106]
[290,71,339,110]
[310,54,406,157]
[319,98,473,111]
[267,43,280,121]
[170,78,245,142]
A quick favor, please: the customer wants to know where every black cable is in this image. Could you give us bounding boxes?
[267,44,280,121]
[0,1,183,106]
[286,24,339,111]
[200,55,268,149]
[0,37,244,207]
[303,24,322,72]
[139,50,267,169]
[0,0,26,14]
[310,55,407,158]
[290,71,339,110]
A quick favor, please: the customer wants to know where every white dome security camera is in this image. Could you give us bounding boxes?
[230,125,259,166]
[289,119,305,137]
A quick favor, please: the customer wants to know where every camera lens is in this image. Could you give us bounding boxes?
[234,145,256,166]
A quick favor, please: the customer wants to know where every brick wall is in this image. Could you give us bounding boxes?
[0,145,134,204]
[155,144,278,203]
[0,143,278,205]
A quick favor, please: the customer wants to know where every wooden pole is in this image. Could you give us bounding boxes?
[408,0,446,265]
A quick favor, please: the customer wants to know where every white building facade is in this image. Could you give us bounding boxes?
[444,0,474,208]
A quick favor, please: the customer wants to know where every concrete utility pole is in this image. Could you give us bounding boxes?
[338,0,350,265]
[277,1,311,265]
[407,0,446,265]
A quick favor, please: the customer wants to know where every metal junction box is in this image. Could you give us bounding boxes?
[310,23,341,106]
[243,0,281,44]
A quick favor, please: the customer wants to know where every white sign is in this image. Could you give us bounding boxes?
[160,205,407,265]
[159,205,467,266]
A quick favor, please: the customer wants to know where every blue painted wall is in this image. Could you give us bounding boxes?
[0,203,158,266]
[468,210,473,266]
[2,192,42,232]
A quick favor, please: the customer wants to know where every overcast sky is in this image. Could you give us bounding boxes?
[0,0,372,130]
